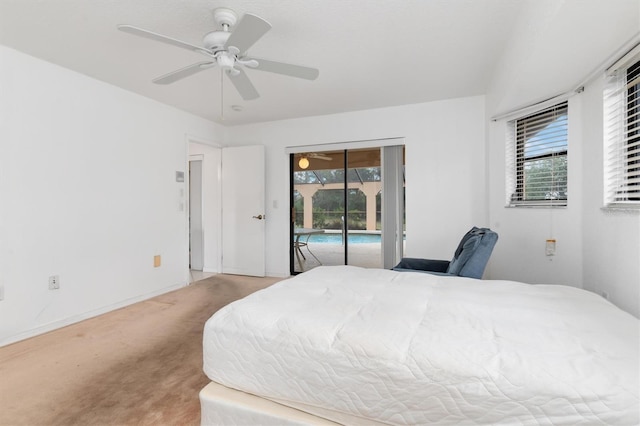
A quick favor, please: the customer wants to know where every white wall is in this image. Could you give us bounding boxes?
[580,77,640,317]
[0,46,220,345]
[226,96,488,277]
[486,97,584,288]
[3,0,638,348]
[188,142,222,273]
[485,1,640,317]
[488,82,639,317]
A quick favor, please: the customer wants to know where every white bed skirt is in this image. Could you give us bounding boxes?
[199,381,340,426]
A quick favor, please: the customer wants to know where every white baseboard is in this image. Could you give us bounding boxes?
[0,282,186,347]
[266,270,291,278]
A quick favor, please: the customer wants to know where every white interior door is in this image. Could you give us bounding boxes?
[222,145,266,276]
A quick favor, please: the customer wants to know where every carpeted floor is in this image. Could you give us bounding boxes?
[0,274,282,426]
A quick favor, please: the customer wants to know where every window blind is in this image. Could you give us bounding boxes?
[604,52,640,207]
[507,102,568,206]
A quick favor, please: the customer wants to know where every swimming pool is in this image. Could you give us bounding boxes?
[307,233,381,244]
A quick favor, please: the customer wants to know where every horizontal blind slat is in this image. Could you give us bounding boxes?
[605,57,640,206]
[510,102,568,205]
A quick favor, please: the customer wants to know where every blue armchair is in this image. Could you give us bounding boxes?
[393,227,498,279]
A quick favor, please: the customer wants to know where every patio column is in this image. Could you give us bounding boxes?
[361,182,382,231]
[296,185,319,229]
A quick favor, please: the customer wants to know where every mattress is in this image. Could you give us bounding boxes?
[203,265,639,425]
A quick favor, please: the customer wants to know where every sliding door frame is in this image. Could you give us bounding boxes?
[288,138,405,275]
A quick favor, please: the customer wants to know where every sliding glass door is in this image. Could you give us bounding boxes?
[290,146,404,274]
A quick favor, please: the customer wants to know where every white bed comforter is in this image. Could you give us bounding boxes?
[203,266,639,425]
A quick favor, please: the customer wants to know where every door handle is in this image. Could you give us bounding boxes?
[252,214,264,220]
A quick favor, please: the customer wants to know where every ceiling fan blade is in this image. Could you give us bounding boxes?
[118,24,211,56]
[247,57,319,80]
[226,68,260,100]
[152,62,215,85]
[224,14,271,54]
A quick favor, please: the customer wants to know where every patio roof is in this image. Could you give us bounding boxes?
[293,147,405,172]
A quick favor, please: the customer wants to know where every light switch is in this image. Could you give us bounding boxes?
[545,239,556,256]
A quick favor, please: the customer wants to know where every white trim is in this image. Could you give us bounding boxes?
[580,34,639,82]
[600,205,640,214]
[266,271,291,278]
[185,133,223,148]
[285,137,405,154]
[493,91,577,123]
[0,283,185,347]
[606,41,640,75]
[186,136,224,275]
[184,137,192,285]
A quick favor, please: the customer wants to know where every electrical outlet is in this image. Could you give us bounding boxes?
[48,275,60,290]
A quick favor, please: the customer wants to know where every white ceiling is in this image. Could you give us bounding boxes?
[0,0,637,126]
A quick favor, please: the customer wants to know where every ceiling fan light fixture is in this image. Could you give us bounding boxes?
[298,156,310,169]
[217,53,236,70]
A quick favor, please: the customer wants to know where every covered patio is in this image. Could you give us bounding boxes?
[291,147,405,273]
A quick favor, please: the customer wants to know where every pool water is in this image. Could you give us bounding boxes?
[307,233,381,244]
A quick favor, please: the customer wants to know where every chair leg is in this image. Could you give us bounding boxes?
[294,244,305,271]
[305,245,322,265]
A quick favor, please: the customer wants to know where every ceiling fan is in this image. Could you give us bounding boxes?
[118,8,319,101]
[297,153,332,169]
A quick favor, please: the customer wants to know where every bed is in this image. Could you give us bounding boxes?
[201,265,639,425]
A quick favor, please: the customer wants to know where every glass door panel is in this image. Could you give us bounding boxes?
[292,150,345,273]
[346,148,382,268]
[291,146,405,274]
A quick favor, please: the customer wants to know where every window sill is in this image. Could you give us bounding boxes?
[601,205,640,214]
[505,204,567,209]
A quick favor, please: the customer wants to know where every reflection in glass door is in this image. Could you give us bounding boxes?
[290,146,405,274]
[345,148,382,268]
[292,150,345,273]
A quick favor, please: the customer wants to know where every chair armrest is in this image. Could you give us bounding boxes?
[393,258,450,273]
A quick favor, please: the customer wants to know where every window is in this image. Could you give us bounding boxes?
[604,52,640,207]
[507,102,568,207]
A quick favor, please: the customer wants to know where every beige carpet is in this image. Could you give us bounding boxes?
[0,274,282,426]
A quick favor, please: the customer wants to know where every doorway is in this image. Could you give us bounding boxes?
[290,145,405,274]
[189,158,204,271]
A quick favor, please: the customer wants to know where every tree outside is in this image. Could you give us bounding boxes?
[524,156,567,201]
[294,167,381,230]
